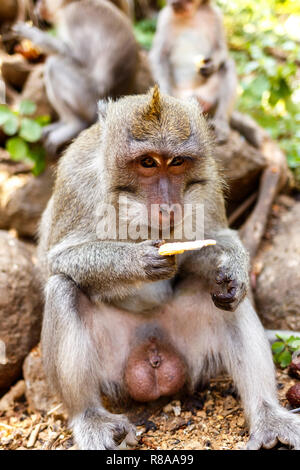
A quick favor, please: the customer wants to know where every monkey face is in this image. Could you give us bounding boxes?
[99,86,212,239]
[168,0,200,15]
[129,152,195,232]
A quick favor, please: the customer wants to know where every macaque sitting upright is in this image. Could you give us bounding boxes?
[150,0,237,143]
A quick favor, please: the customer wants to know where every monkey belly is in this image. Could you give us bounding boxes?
[124,337,186,402]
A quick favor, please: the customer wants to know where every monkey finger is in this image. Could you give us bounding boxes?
[125,429,138,447]
[212,291,236,303]
[245,436,262,450]
[140,239,164,248]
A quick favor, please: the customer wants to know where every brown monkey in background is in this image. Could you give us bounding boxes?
[150,0,259,145]
[38,86,300,449]
[13,0,153,153]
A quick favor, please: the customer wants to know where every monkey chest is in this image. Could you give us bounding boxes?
[170,30,211,86]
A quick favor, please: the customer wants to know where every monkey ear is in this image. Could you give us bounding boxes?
[98,99,110,122]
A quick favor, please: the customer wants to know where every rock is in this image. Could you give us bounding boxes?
[19,64,55,119]
[0,231,43,390]
[1,52,32,89]
[23,344,61,414]
[215,130,267,218]
[286,383,300,408]
[0,380,25,412]
[0,154,54,237]
[255,201,300,330]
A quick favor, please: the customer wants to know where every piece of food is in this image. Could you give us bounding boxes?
[286,383,300,408]
[194,54,205,70]
[15,39,43,62]
[158,239,216,256]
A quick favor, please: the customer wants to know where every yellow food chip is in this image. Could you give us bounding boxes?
[194,54,205,70]
[158,239,216,256]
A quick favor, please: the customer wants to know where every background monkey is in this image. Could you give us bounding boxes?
[38,87,300,450]
[13,0,153,154]
[150,0,237,144]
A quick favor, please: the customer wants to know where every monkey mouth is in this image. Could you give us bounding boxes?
[158,211,175,229]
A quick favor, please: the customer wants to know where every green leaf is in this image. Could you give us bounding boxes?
[19,100,37,116]
[289,339,300,350]
[26,145,46,176]
[0,105,14,125]
[272,342,285,354]
[275,333,290,342]
[6,137,29,161]
[34,115,51,126]
[278,350,292,368]
[3,115,19,136]
[20,118,42,143]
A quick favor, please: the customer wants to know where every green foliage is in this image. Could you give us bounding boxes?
[217,0,300,181]
[134,0,300,181]
[272,333,300,368]
[134,18,157,50]
[0,100,51,175]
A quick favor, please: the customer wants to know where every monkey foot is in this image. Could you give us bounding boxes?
[71,408,137,450]
[246,402,300,450]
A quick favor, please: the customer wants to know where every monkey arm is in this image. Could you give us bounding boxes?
[209,44,228,71]
[13,22,71,56]
[47,239,176,300]
[209,5,229,71]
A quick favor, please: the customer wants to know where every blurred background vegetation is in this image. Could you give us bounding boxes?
[135,0,300,183]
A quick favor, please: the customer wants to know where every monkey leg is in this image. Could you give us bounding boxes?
[44,56,98,154]
[221,298,300,449]
[163,282,300,449]
[42,274,137,450]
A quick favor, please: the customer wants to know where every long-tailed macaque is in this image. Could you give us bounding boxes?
[13,0,152,153]
[150,0,237,144]
[38,87,300,450]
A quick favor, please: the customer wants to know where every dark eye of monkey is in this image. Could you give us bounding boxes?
[140,156,157,168]
[170,156,185,166]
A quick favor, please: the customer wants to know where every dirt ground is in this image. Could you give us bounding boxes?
[0,367,298,450]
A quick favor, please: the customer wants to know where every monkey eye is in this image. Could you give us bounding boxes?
[140,156,157,168]
[170,156,185,166]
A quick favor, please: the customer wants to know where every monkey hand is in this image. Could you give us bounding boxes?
[12,22,34,39]
[138,240,177,282]
[198,58,216,78]
[211,266,247,312]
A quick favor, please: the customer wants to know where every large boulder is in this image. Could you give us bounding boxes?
[0,151,54,237]
[255,200,300,330]
[0,231,43,390]
[215,130,267,207]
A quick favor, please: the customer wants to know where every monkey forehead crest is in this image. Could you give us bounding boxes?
[130,86,192,142]
[101,86,207,146]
